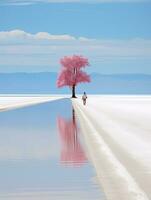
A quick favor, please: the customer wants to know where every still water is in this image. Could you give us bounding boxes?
[0,99,105,200]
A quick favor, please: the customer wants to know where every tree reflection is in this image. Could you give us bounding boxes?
[57,108,87,166]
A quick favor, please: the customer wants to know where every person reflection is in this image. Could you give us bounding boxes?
[57,108,87,166]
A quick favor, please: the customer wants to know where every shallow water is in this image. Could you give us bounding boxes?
[0,99,105,200]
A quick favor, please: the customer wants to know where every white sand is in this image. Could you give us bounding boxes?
[0,95,66,112]
[72,95,151,200]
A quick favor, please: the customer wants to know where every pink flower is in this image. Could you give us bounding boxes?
[57,55,91,88]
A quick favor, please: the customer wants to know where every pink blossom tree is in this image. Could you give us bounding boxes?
[57,55,91,98]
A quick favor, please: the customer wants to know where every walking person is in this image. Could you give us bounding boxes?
[82,92,87,105]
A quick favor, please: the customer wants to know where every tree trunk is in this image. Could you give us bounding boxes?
[72,85,77,98]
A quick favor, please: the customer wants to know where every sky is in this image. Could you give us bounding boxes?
[0,0,151,74]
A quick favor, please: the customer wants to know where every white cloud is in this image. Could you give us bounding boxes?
[0,30,76,41]
[0,30,151,72]
[0,0,149,6]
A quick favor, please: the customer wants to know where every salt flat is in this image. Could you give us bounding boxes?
[72,95,151,200]
[1,95,151,199]
[0,95,66,112]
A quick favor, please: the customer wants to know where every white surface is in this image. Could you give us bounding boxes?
[72,95,151,200]
[0,96,65,111]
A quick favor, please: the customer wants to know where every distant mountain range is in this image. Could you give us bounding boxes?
[0,72,151,94]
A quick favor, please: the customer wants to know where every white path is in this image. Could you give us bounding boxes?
[0,95,66,112]
[72,95,151,200]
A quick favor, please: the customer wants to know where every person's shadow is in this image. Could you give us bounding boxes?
[57,108,87,166]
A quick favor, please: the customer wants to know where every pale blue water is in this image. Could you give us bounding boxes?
[0,99,105,200]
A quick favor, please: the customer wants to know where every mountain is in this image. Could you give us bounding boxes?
[0,72,151,94]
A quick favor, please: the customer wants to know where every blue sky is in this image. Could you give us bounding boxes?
[0,2,151,39]
[0,0,151,74]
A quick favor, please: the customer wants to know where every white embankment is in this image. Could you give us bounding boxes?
[0,95,65,112]
[72,96,151,200]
